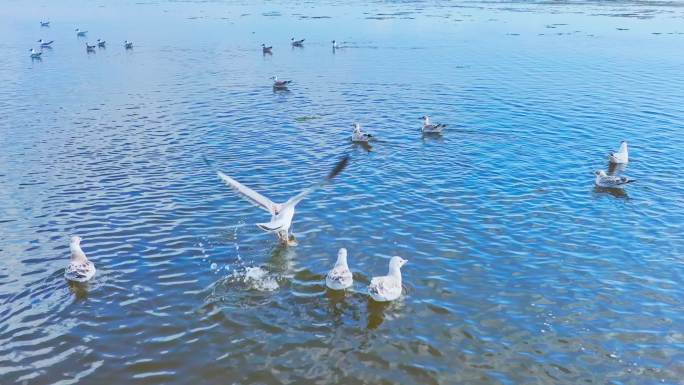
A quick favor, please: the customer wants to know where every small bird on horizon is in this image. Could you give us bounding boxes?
[291,37,305,47]
[262,44,272,54]
[75,28,87,36]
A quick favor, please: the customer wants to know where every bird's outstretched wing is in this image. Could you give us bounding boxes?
[282,155,350,210]
[216,171,277,214]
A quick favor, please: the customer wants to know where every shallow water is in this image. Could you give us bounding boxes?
[1,0,684,384]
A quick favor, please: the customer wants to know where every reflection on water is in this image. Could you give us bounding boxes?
[1,0,684,384]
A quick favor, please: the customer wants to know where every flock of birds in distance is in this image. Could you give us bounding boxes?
[35,20,636,302]
[29,21,133,60]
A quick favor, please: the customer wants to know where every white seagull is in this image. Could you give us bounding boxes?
[331,40,339,49]
[75,28,87,36]
[271,75,292,89]
[41,21,50,27]
[261,44,272,54]
[291,38,305,47]
[124,40,133,49]
[326,248,353,290]
[85,42,96,52]
[368,256,407,302]
[351,123,373,142]
[37,39,54,47]
[97,39,106,47]
[609,141,628,164]
[421,115,447,134]
[65,236,96,282]
[211,155,349,246]
[595,170,635,188]
[29,48,42,59]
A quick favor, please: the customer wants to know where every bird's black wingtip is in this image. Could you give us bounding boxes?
[327,155,350,180]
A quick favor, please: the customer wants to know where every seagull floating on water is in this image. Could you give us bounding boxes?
[97,39,106,47]
[271,75,292,89]
[40,21,50,27]
[594,170,634,188]
[421,115,447,134]
[75,28,87,36]
[291,38,305,47]
[368,256,407,302]
[64,236,96,282]
[326,248,353,290]
[29,48,42,59]
[351,123,373,142]
[210,155,349,246]
[331,40,339,49]
[609,140,628,164]
[37,39,54,47]
[124,40,133,49]
[86,42,96,52]
[261,44,272,54]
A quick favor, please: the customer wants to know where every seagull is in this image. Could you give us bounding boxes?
[351,123,373,142]
[609,140,628,164]
[594,170,635,188]
[124,40,133,49]
[271,75,292,89]
[97,39,106,47]
[29,48,42,59]
[421,115,447,134]
[291,37,305,47]
[85,42,96,52]
[40,21,50,27]
[210,155,349,246]
[64,236,96,282]
[261,44,272,54]
[37,39,54,47]
[326,248,353,290]
[331,40,339,49]
[368,256,407,302]
[75,28,87,36]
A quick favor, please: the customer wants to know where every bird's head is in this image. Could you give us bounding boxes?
[389,256,408,270]
[70,235,82,245]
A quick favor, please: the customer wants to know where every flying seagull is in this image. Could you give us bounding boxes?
[210,155,350,246]
[609,140,628,164]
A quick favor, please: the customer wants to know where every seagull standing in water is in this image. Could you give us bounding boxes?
[351,123,373,142]
[271,75,292,89]
[37,39,54,47]
[594,170,635,188]
[326,248,353,290]
[85,42,96,52]
[65,236,96,282]
[75,28,87,36]
[368,256,407,302]
[609,141,628,164]
[262,44,272,54]
[291,38,305,47]
[211,155,349,246]
[124,40,133,49]
[421,115,446,134]
[29,48,42,59]
[331,40,339,49]
[97,39,106,47]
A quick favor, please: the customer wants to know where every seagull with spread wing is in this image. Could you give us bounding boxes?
[211,155,349,246]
